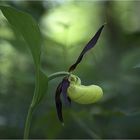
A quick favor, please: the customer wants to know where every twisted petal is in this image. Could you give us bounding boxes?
[55,77,71,123]
[68,24,105,72]
[55,82,63,123]
[61,77,71,105]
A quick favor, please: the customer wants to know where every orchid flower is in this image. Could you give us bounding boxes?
[55,24,105,123]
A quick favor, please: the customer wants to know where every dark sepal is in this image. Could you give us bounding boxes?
[61,77,71,105]
[55,82,63,123]
[68,24,105,72]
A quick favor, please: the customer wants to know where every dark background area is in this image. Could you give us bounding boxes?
[0,0,140,139]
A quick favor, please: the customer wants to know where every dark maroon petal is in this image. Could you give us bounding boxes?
[68,24,105,72]
[55,77,71,123]
[55,82,63,123]
[61,77,71,105]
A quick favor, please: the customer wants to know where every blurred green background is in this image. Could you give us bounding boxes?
[0,0,140,139]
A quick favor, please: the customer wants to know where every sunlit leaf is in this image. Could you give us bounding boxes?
[41,3,101,46]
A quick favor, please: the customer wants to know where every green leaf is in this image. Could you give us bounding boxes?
[34,70,48,106]
[0,6,48,106]
[0,6,41,69]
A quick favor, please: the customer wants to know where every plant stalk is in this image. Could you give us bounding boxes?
[24,105,34,139]
[23,71,69,139]
[48,71,70,81]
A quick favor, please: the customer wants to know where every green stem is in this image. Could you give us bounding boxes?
[24,68,39,139]
[23,71,69,139]
[48,71,70,81]
[23,105,34,139]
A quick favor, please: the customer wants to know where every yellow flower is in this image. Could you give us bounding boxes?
[67,74,103,104]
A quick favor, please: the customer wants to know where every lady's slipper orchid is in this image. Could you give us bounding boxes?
[55,24,105,123]
[67,74,103,104]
